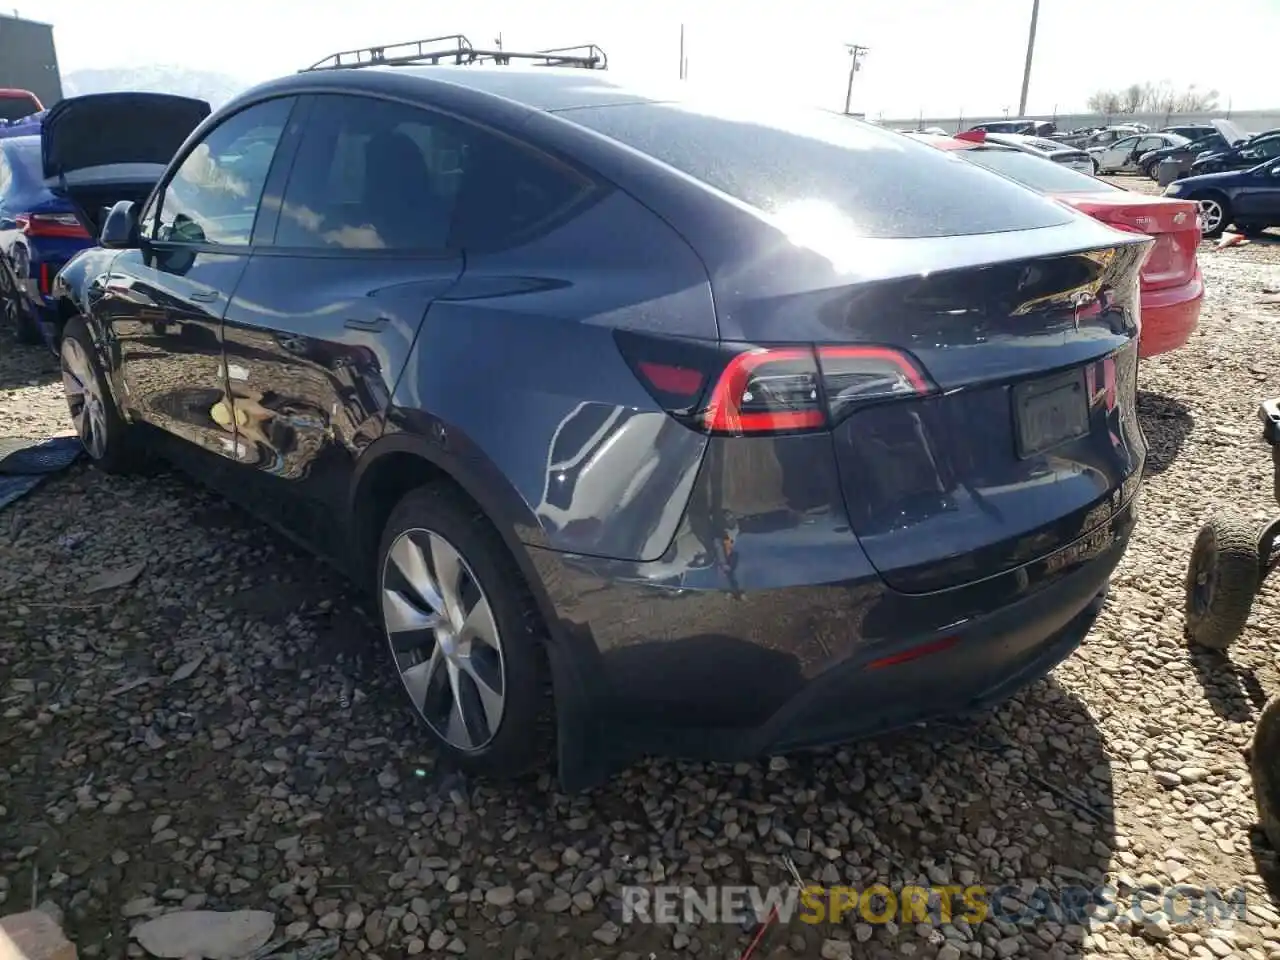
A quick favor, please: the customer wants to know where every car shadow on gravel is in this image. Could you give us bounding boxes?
[0,328,59,390]
[1138,390,1194,476]
[537,677,1115,960]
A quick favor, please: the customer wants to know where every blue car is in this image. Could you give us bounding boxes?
[1165,156,1280,237]
[0,93,211,347]
[0,134,94,345]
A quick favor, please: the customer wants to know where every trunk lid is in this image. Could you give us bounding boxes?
[41,92,209,180]
[822,242,1148,593]
[696,217,1150,596]
[41,94,210,237]
[1059,192,1201,291]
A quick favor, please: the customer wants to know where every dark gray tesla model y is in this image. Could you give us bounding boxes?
[46,37,1147,789]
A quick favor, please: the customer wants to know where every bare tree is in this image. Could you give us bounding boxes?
[1086,89,1122,114]
[1086,82,1219,115]
[1121,83,1144,113]
[1173,84,1219,112]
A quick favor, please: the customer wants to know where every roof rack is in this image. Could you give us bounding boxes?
[304,34,608,72]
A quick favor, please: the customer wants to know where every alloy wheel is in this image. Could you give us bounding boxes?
[60,337,108,459]
[380,528,506,752]
[1197,198,1224,234]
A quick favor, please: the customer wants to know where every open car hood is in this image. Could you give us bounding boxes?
[1210,118,1248,146]
[41,92,210,180]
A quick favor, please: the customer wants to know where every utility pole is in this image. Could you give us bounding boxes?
[843,44,868,115]
[679,24,686,79]
[1017,0,1040,117]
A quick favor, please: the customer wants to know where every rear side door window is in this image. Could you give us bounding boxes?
[143,97,295,246]
[270,94,597,254]
[272,95,462,251]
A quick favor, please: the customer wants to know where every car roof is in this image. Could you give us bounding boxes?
[250,64,674,114]
[983,132,1071,154]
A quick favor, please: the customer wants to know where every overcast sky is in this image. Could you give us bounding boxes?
[25,0,1280,118]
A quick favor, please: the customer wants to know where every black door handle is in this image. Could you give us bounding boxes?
[189,291,220,303]
[343,316,390,333]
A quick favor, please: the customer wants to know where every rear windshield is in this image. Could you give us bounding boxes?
[560,100,1073,238]
[961,147,1119,195]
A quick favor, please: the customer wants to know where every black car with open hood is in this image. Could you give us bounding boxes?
[41,92,211,234]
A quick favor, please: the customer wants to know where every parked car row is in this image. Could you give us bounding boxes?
[965,116,1280,239]
[0,41,1194,787]
[912,130,1203,358]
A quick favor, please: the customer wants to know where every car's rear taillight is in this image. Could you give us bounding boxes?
[615,330,933,436]
[1097,217,1199,290]
[15,213,90,239]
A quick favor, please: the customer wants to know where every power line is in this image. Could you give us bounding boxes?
[843,44,868,116]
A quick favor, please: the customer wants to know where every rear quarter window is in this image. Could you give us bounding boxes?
[559,101,1073,238]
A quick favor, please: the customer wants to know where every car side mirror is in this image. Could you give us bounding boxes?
[100,200,140,250]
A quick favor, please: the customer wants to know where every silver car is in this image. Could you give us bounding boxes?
[980,132,1097,175]
[1091,133,1189,175]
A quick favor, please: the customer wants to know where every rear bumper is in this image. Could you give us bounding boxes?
[1139,269,1203,358]
[533,493,1137,790]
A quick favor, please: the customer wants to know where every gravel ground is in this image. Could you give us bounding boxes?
[3,195,1280,960]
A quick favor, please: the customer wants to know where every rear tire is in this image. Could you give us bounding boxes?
[376,483,553,779]
[59,316,144,474]
[1143,160,1160,180]
[1184,515,1260,650]
[1,265,40,345]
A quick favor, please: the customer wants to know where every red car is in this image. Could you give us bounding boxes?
[913,130,1203,358]
[0,88,43,123]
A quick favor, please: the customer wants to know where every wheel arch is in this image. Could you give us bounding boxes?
[348,429,557,627]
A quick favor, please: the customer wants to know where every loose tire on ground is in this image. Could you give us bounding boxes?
[1184,514,1261,650]
[375,482,554,779]
[59,316,144,474]
[1250,695,1280,852]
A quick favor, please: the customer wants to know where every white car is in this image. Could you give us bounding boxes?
[1090,132,1189,175]
[975,132,1098,176]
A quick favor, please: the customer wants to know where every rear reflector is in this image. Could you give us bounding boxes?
[615,330,933,436]
[864,636,959,670]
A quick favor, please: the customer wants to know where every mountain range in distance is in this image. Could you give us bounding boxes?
[62,65,254,108]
